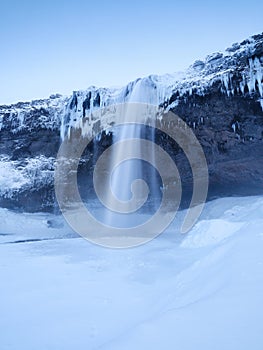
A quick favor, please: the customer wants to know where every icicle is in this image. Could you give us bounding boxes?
[16,110,25,130]
[254,57,263,97]
[222,74,230,95]
[247,57,263,96]
[60,116,65,141]
[95,133,101,142]
[0,115,3,131]
[67,126,71,139]
[248,58,256,93]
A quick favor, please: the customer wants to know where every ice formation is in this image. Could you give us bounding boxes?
[59,34,263,139]
[0,32,262,205]
[0,156,54,198]
[1,33,262,141]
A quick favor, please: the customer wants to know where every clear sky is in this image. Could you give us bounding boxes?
[0,0,263,104]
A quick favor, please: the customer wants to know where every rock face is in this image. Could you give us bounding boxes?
[0,33,263,212]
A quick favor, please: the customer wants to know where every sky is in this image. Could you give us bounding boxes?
[0,0,263,104]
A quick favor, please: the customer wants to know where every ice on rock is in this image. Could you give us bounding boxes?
[0,115,3,131]
[1,32,263,139]
[226,42,240,53]
[0,156,54,198]
[60,75,176,139]
[192,60,205,70]
[62,38,261,127]
[254,57,263,97]
[0,95,67,134]
[240,57,263,97]
[221,74,231,96]
[205,52,224,63]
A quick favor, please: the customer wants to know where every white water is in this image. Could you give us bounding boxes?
[102,79,160,227]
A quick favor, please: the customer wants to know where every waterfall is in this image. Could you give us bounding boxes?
[100,79,161,228]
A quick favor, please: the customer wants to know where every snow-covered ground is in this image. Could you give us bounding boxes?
[0,196,263,349]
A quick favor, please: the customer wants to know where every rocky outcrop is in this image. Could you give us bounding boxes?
[0,33,263,211]
[170,91,263,201]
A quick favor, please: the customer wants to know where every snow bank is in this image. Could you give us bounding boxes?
[0,195,263,349]
[180,219,244,248]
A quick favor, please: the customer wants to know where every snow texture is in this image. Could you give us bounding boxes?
[0,155,54,198]
[1,33,262,140]
[0,195,263,349]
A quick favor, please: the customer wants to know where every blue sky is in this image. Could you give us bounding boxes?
[0,0,263,104]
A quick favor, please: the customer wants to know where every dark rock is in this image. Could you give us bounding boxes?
[1,33,263,212]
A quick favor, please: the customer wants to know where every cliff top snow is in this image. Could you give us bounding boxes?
[0,32,263,135]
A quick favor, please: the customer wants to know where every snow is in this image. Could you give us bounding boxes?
[1,34,262,139]
[0,157,29,193]
[180,219,244,248]
[60,75,177,140]
[60,37,263,139]
[0,94,67,133]
[0,156,54,198]
[0,195,263,349]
